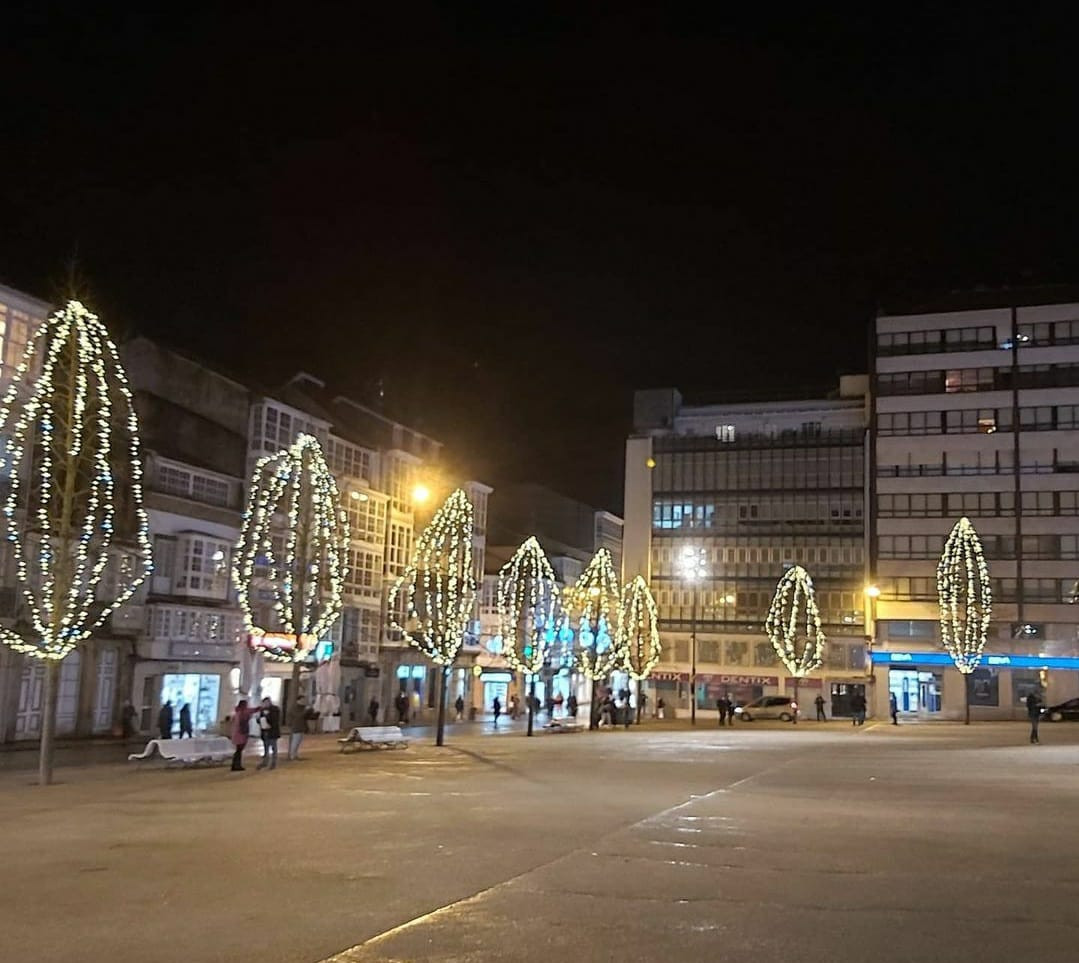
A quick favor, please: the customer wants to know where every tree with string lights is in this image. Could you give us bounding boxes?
[388,488,475,746]
[0,300,153,785]
[232,433,348,698]
[567,548,622,730]
[618,575,661,724]
[497,536,558,736]
[765,565,825,724]
[938,516,992,725]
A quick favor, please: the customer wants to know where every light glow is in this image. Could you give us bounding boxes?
[766,565,825,678]
[937,516,992,674]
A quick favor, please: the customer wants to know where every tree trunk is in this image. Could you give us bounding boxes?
[964,672,971,725]
[38,660,61,786]
[588,679,599,730]
[291,658,301,706]
[435,666,448,746]
[636,678,642,724]
[527,677,535,737]
[792,676,799,724]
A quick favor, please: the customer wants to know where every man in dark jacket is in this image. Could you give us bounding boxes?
[1027,690,1043,745]
[367,697,379,726]
[179,703,194,738]
[256,697,281,770]
[157,701,173,740]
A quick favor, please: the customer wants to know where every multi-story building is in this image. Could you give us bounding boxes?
[623,379,871,717]
[872,291,1079,720]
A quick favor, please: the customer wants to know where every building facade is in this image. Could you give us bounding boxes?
[872,293,1079,720]
[623,380,871,717]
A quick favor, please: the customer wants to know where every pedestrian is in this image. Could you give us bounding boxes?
[854,692,867,726]
[554,692,564,716]
[657,697,666,720]
[367,697,379,726]
[566,693,578,719]
[889,691,899,726]
[601,692,614,727]
[716,697,728,727]
[815,693,826,722]
[157,700,173,740]
[395,692,409,725]
[493,696,502,726]
[509,694,519,720]
[256,696,281,770]
[639,692,648,719]
[545,695,555,719]
[287,696,309,760]
[455,694,465,722]
[230,699,257,771]
[1027,689,1043,744]
[121,700,137,739]
[178,702,193,738]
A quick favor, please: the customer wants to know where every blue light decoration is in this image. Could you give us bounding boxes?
[872,651,1079,671]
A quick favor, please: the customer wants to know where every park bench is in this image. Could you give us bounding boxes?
[128,737,234,767]
[338,725,409,752]
[542,720,583,733]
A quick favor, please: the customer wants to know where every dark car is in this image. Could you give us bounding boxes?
[1044,698,1079,722]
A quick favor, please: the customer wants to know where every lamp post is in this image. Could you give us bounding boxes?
[679,545,708,726]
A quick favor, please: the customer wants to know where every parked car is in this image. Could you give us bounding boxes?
[1044,698,1079,722]
[734,695,798,722]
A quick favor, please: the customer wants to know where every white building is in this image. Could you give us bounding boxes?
[872,292,1079,719]
[623,380,871,718]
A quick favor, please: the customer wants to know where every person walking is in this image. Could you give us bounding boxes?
[657,697,666,720]
[566,693,578,719]
[367,697,379,726]
[287,696,309,760]
[230,699,257,771]
[157,700,173,740]
[889,691,899,726]
[454,695,465,722]
[394,692,409,725]
[815,693,826,722]
[256,696,281,770]
[492,696,502,726]
[1027,690,1044,744]
[716,697,727,727]
[178,702,194,738]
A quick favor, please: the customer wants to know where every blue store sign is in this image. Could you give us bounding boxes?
[872,651,1079,670]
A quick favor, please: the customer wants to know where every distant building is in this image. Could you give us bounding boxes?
[623,378,870,716]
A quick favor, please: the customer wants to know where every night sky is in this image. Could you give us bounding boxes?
[3,5,1079,510]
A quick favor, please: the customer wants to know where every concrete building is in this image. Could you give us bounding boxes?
[871,290,1079,720]
[623,379,871,718]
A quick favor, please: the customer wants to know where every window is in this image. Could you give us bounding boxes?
[345,493,386,543]
[944,367,995,393]
[715,424,736,442]
[326,436,373,482]
[386,522,412,576]
[155,461,233,507]
[877,325,995,356]
[174,534,231,598]
[344,548,380,595]
[251,402,327,454]
[881,578,936,601]
[0,304,34,380]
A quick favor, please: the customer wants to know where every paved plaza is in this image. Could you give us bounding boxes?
[2,719,1078,963]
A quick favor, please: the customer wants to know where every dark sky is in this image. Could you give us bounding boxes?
[3,4,1079,510]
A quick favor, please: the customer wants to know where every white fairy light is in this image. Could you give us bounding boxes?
[0,300,152,660]
[232,433,348,663]
[618,575,661,680]
[388,488,475,667]
[766,565,825,678]
[937,516,992,674]
[566,547,622,679]
[497,536,558,675]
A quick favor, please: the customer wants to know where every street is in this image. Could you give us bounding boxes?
[1,720,1076,963]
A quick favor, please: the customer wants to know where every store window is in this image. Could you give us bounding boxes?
[175,534,231,598]
[969,667,999,706]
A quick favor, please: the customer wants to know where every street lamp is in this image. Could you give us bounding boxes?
[679,545,708,726]
[864,584,880,673]
[412,483,431,505]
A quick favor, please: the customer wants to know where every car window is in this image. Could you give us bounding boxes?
[767,697,787,706]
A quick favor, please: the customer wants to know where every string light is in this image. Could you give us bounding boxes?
[232,433,348,663]
[566,547,622,679]
[388,488,475,667]
[618,575,661,680]
[497,536,558,675]
[937,516,992,674]
[0,300,152,660]
[766,565,825,678]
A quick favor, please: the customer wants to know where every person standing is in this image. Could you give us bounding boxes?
[394,692,409,725]
[716,697,727,727]
[287,696,309,760]
[889,691,899,726]
[815,693,826,722]
[566,693,578,719]
[454,694,465,722]
[492,696,502,726]
[230,700,256,771]
[157,700,173,741]
[1027,690,1043,744]
[121,700,137,739]
[178,702,194,738]
[256,696,281,770]
[367,697,379,726]
[657,697,666,720]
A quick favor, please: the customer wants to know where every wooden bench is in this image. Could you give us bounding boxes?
[128,737,234,767]
[338,726,409,752]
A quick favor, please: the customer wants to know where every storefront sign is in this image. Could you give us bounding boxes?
[709,674,779,686]
[872,651,1079,670]
[652,671,689,682]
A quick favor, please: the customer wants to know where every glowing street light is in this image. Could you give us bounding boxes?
[412,483,431,505]
[679,545,708,725]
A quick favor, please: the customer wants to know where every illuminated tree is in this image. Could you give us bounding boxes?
[618,575,661,723]
[937,516,992,724]
[0,300,152,785]
[766,565,825,723]
[567,548,622,729]
[233,433,348,696]
[388,489,475,746]
[497,536,558,736]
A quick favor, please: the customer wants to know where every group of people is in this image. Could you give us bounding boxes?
[156,700,194,740]
[715,696,736,725]
[227,696,317,772]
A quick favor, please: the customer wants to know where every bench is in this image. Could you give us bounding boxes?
[542,720,583,734]
[128,737,234,767]
[338,726,409,752]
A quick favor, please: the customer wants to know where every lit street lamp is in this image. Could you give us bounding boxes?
[679,545,708,726]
